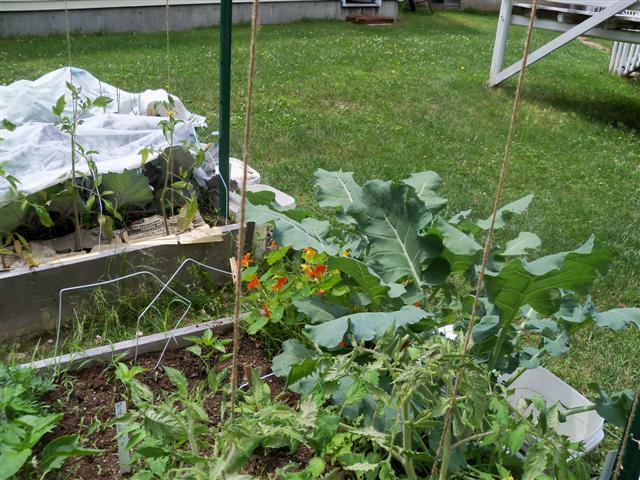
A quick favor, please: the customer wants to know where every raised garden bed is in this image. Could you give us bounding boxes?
[31,333,303,479]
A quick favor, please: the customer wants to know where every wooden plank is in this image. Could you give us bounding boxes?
[0,223,240,339]
[20,315,240,372]
[488,0,638,86]
[491,0,514,77]
[511,14,640,43]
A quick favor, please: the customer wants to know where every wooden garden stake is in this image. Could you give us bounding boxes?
[430,0,539,477]
[230,0,261,414]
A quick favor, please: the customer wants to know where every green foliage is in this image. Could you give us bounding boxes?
[305,306,426,348]
[0,364,98,479]
[401,170,447,212]
[185,329,232,370]
[101,169,154,210]
[40,434,102,476]
[250,168,638,477]
[2,92,207,254]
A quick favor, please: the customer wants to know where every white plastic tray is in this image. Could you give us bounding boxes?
[504,367,604,456]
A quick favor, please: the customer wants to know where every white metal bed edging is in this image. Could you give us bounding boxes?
[489,0,640,87]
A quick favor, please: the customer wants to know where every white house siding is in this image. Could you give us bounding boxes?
[1,0,398,36]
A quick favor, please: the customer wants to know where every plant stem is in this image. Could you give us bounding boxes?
[160,140,174,236]
[402,398,418,480]
[488,312,517,371]
[449,431,493,451]
[561,404,596,418]
[70,94,82,251]
[438,418,452,480]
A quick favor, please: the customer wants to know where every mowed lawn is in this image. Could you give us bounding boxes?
[1,10,638,395]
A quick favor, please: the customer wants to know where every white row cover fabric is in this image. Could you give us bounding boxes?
[0,67,206,205]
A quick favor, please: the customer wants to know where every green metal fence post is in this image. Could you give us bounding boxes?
[218,0,232,219]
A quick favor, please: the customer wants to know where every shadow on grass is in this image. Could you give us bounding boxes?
[524,87,640,132]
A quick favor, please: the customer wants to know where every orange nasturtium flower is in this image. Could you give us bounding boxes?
[247,274,260,289]
[308,264,327,278]
[414,300,423,308]
[270,239,279,249]
[261,303,271,318]
[303,247,316,259]
[342,249,350,257]
[318,289,326,295]
[272,276,288,291]
[242,252,252,268]
[301,264,312,274]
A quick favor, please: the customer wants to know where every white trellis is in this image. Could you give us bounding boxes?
[489,0,640,86]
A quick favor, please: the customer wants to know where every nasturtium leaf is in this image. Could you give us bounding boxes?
[477,194,534,230]
[266,245,290,265]
[315,169,362,210]
[402,171,447,212]
[101,169,153,209]
[503,232,541,256]
[293,296,349,323]
[347,180,437,286]
[305,306,427,348]
[594,308,640,331]
[245,201,339,255]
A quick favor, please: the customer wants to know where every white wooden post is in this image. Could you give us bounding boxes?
[490,0,514,77]
[488,0,638,86]
[609,42,620,72]
[619,42,631,74]
[624,43,639,74]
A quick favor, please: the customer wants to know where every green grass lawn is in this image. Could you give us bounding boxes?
[1,10,638,395]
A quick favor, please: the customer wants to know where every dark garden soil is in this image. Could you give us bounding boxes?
[38,333,308,479]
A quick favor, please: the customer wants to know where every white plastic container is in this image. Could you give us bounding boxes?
[244,183,296,210]
[504,367,604,456]
[230,157,261,186]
